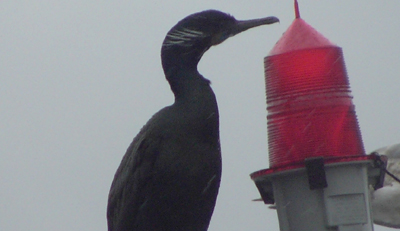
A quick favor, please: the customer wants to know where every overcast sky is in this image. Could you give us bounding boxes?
[1,1,399,231]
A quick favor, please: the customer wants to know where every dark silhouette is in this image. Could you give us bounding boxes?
[107,10,279,231]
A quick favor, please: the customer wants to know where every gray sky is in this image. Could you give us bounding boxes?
[1,1,399,231]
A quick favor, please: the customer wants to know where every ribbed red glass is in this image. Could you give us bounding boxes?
[265,47,365,168]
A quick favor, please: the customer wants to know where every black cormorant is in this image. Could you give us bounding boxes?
[107,10,279,231]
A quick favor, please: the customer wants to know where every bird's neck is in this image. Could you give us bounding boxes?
[167,67,213,102]
[161,46,220,148]
[161,38,209,71]
[168,68,220,147]
[161,46,213,99]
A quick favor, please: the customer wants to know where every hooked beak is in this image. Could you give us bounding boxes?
[232,16,279,36]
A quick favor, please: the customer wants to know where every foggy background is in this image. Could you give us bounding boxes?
[1,1,399,230]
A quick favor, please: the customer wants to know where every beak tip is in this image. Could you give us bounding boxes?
[267,16,280,24]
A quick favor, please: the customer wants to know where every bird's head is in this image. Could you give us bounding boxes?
[161,10,279,72]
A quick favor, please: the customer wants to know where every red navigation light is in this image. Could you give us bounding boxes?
[265,18,365,168]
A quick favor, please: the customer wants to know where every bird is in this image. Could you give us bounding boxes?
[370,143,400,229]
[107,10,279,231]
